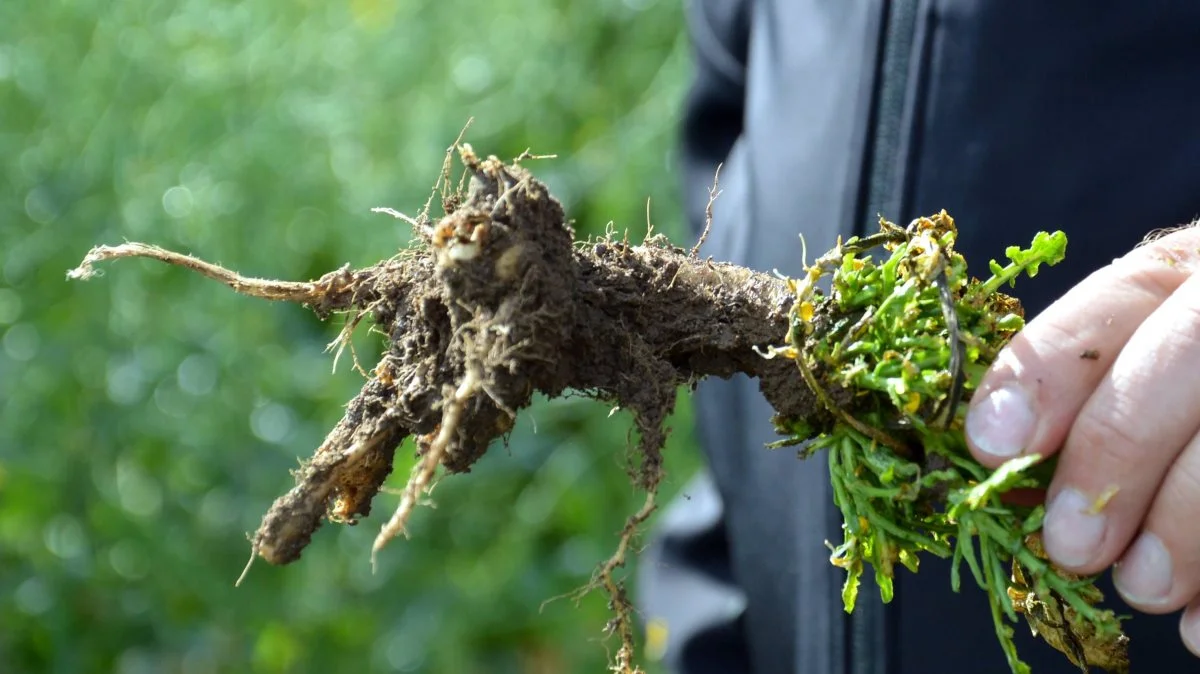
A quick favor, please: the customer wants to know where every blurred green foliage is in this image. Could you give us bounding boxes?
[0,0,702,671]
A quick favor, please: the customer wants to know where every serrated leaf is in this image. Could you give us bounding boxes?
[842,565,862,613]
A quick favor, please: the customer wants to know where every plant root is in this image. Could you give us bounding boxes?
[70,148,814,670]
[370,362,482,569]
[68,242,371,318]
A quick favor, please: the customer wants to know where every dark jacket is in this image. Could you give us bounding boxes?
[638,2,1200,673]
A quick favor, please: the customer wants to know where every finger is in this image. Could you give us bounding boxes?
[1041,264,1200,573]
[965,227,1200,468]
[1112,427,1200,613]
[1181,596,1200,657]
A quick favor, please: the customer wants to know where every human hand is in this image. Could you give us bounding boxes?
[964,223,1200,655]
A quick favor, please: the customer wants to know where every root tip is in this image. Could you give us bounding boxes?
[66,264,97,281]
[67,247,111,280]
[235,544,258,587]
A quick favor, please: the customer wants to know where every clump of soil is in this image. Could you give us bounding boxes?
[70,146,814,673]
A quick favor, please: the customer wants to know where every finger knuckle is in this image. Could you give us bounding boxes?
[1067,404,1153,475]
[1116,239,1198,296]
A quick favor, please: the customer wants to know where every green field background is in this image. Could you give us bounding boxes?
[0,1,707,671]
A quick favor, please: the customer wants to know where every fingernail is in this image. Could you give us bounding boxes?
[1114,532,1173,606]
[1181,608,1200,656]
[1043,487,1107,567]
[966,384,1036,458]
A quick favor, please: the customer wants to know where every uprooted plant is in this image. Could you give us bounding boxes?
[765,217,1127,674]
[69,145,1129,673]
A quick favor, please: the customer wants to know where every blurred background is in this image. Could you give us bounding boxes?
[0,1,704,672]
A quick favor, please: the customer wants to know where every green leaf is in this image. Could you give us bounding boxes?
[842,565,863,613]
[957,522,987,589]
[950,534,964,593]
[952,454,1042,516]
[994,313,1025,331]
[1020,506,1046,536]
[978,231,1069,295]
[876,568,895,604]
[1007,230,1068,276]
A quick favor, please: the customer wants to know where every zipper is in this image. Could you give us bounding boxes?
[859,0,921,237]
[850,1,924,673]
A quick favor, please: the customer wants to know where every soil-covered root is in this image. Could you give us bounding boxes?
[70,147,815,673]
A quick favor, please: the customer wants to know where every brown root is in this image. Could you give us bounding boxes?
[68,242,372,318]
[70,149,816,669]
[370,361,483,569]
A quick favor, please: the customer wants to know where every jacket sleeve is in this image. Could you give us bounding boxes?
[633,4,756,673]
[680,0,751,236]
[636,470,752,673]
